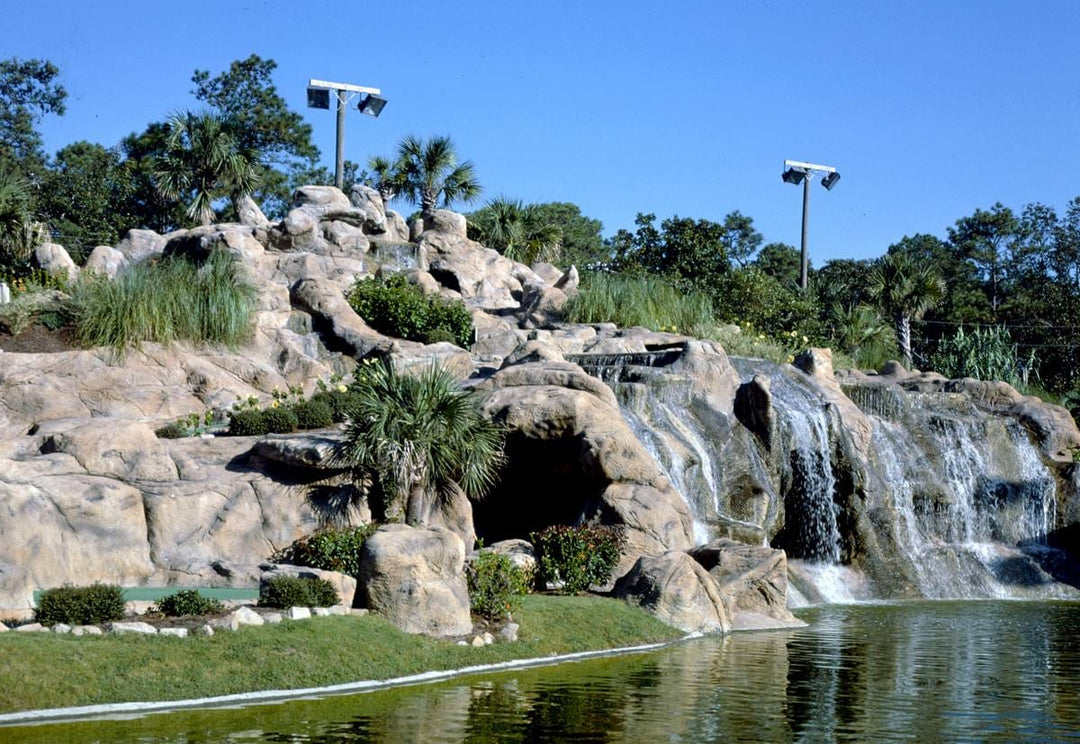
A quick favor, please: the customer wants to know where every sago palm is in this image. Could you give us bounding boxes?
[396,135,481,215]
[154,110,261,226]
[868,252,945,369]
[335,360,504,525]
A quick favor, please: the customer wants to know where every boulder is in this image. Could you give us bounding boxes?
[422,209,467,237]
[253,434,343,470]
[613,551,730,634]
[84,245,127,278]
[163,224,265,265]
[482,539,536,575]
[34,243,78,281]
[500,340,566,368]
[37,419,178,482]
[347,184,388,234]
[734,373,775,450]
[687,539,803,629]
[384,210,410,242]
[114,229,166,263]
[294,185,351,209]
[287,606,311,620]
[261,563,357,608]
[357,524,472,637]
[553,265,580,294]
[159,627,189,638]
[237,194,271,228]
[1006,397,1080,462]
[110,621,158,635]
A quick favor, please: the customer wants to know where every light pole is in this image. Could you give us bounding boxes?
[307,78,388,190]
[781,159,840,290]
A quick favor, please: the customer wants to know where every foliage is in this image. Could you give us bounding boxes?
[258,575,340,609]
[930,325,1037,387]
[394,134,481,214]
[468,196,562,265]
[34,583,125,626]
[292,398,334,430]
[0,165,37,269]
[191,54,319,219]
[563,271,717,337]
[151,589,224,617]
[827,303,898,370]
[526,202,606,269]
[311,388,361,423]
[754,242,801,287]
[363,155,406,205]
[155,410,215,439]
[336,360,504,524]
[263,404,298,434]
[68,248,255,350]
[712,266,821,340]
[347,273,473,348]
[36,141,139,255]
[709,325,793,364]
[467,550,531,621]
[227,408,268,437]
[0,57,66,173]
[609,212,731,283]
[273,524,378,578]
[530,525,624,594]
[153,110,261,226]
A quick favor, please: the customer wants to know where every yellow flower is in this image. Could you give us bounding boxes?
[337,384,348,393]
[271,400,280,408]
[802,335,808,344]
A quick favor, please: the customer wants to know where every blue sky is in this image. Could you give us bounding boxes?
[6,0,1079,263]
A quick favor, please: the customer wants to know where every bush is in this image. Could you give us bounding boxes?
[292,398,335,430]
[35,583,126,626]
[467,550,530,621]
[531,525,624,594]
[347,274,473,348]
[228,408,269,437]
[68,248,255,350]
[258,575,340,609]
[273,524,377,578]
[155,421,191,439]
[311,389,361,423]
[152,589,224,617]
[263,405,299,434]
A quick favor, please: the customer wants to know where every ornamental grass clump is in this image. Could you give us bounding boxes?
[564,272,716,338]
[34,583,126,626]
[68,248,254,350]
[531,525,624,594]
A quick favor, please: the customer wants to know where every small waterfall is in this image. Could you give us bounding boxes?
[1007,420,1057,543]
[370,241,419,273]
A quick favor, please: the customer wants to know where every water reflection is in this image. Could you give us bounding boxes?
[5,602,1079,743]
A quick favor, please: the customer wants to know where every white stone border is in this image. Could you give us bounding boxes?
[0,635,699,727]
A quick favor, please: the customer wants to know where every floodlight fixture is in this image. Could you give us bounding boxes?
[358,94,388,118]
[307,78,386,189]
[781,159,841,290]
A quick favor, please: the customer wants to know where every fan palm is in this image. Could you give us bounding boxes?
[365,155,406,205]
[470,196,562,265]
[336,360,504,525]
[868,252,946,369]
[0,166,35,266]
[154,110,261,226]
[829,303,897,369]
[396,135,481,215]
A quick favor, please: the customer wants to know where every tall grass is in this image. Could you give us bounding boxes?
[69,249,255,349]
[563,272,717,337]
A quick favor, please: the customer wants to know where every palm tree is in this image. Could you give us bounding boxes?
[365,155,405,205]
[869,251,946,369]
[395,135,481,215]
[469,196,562,265]
[335,360,504,525]
[829,303,897,369]
[154,111,261,226]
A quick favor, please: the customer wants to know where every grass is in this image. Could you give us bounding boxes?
[563,272,717,338]
[0,595,681,714]
[67,248,255,350]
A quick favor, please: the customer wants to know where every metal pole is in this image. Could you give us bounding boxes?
[334,88,346,190]
[799,175,810,290]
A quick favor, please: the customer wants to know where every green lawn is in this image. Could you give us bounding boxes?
[0,595,682,715]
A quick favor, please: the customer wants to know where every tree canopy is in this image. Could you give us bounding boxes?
[0,58,67,175]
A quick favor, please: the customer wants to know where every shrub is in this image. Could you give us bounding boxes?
[347,274,472,348]
[263,405,299,434]
[152,589,224,617]
[311,389,361,423]
[155,421,191,439]
[258,575,340,609]
[467,550,530,621]
[68,248,254,350]
[272,524,377,578]
[35,583,126,626]
[531,525,624,594]
[292,398,335,430]
[228,408,269,437]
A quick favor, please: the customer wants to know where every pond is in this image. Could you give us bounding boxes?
[5,601,1079,743]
